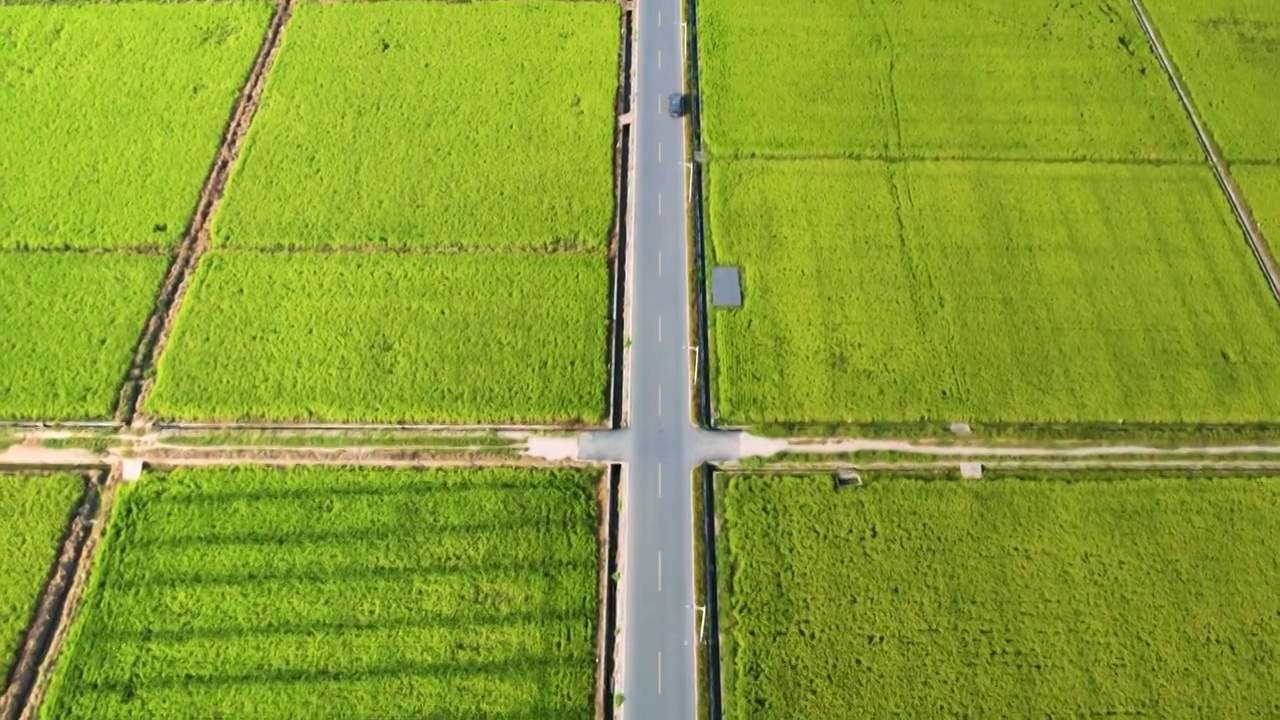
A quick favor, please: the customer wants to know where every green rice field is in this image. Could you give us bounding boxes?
[698,0,1197,160]
[709,159,1280,425]
[0,3,271,250]
[43,466,600,719]
[214,1,619,250]
[146,252,608,424]
[701,0,1280,430]
[0,474,83,683]
[1236,165,1280,243]
[0,254,167,420]
[1143,0,1280,161]
[718,473,1280,718]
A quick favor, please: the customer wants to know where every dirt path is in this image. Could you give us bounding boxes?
[116,0,299,426]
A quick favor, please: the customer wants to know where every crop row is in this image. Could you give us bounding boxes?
[44,466,600,718]
[718,473,1280,717]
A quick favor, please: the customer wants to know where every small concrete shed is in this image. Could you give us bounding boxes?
[711,266,742,308]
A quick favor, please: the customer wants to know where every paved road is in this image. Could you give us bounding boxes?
[619,0,702,715]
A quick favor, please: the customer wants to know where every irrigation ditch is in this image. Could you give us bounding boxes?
[1,469,118,720]
[1128,0,1280,304]
[114,0,298,427]
[601,4,635,717]
[678,0,729,716]
[0,472,98,720]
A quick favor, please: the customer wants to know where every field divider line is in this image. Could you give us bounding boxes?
[10,469,118,720]
[1128,0,1280,304]
[114,0,299,427]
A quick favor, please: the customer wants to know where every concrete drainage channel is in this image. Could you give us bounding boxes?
[604,4,637,720]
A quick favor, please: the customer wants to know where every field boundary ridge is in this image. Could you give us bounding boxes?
[116,0,298,426]
[738,420,1280,444]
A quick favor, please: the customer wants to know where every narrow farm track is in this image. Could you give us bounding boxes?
[1127,0,1280,303]
[115,0,298,426]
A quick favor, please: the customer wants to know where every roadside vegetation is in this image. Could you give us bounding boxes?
[0,474,83,683]
[718,473,1280,717]
[44,466,600,719]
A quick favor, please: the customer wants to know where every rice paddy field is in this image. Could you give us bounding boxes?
[42,466,600,719]
[0,3,272,251]
[717,473,1280,717]
[0,255,168,420]
[1237,165,1280,243]
[709,159,1280,425]
[0,2,270,421]
[140,0,621,424]
[701,0,1280,430]
[1142,0,1280,161]
[215,1,619,251]
[698,0,1198,160]
[146,252,608,423]
[0,474,83,682]
[1,0,620,424]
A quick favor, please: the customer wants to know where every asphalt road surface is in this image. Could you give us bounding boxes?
[619,0,702,715]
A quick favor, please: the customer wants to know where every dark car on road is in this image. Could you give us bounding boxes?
[669,92,685,117]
